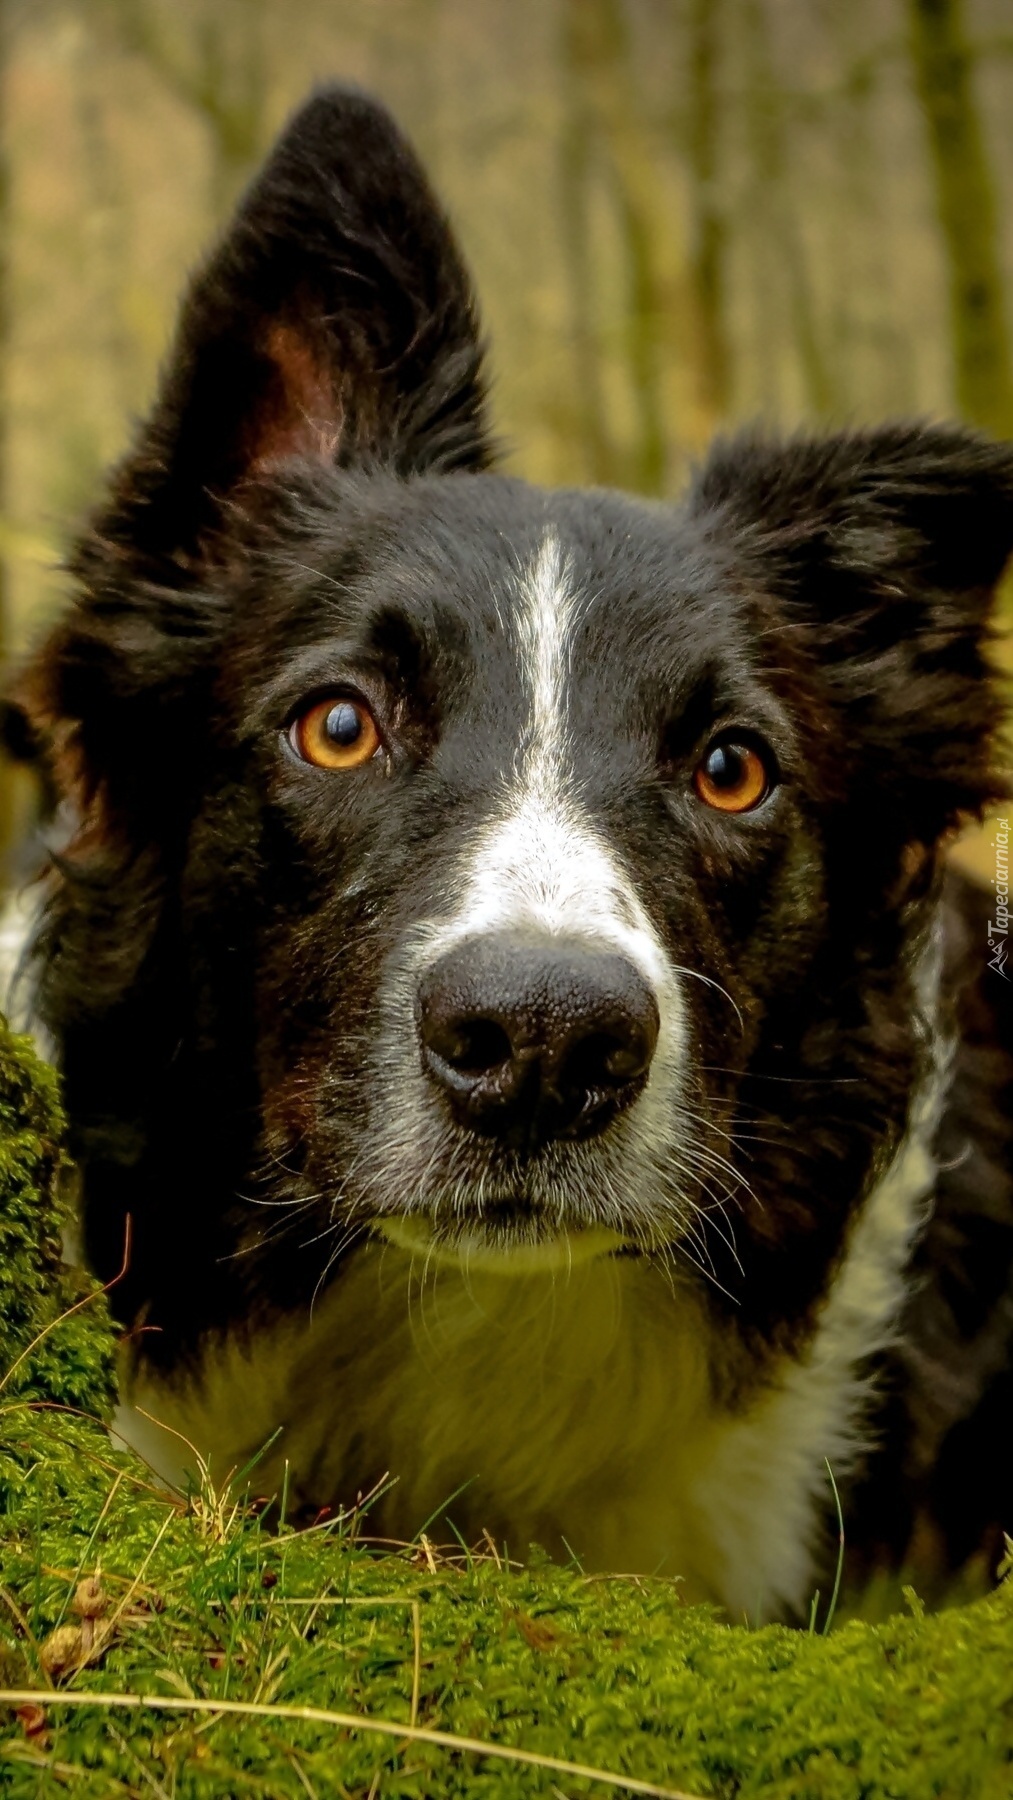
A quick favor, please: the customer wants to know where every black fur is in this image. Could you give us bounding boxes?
[13,85,1013,1596]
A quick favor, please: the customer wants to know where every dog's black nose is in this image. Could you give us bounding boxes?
[415,935,660,1148]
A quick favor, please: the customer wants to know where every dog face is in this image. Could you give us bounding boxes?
[22,89,1013,1364]
[204,473,820,1278]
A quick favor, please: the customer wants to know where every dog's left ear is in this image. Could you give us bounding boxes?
[84,85,491,582]
[692,424,1013,840]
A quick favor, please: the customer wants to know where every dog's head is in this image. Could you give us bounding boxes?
[20,89,1013,1355]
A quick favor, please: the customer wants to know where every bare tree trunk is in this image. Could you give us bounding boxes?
[825,10,919,417]
[558,71,621,486]
[105,0,268,219]
[909,0,1013,435]
[75,32,137,429]
[740,0,836,419]
[686,0,731,428]
[561,0,669,495]
[193,4,268,217]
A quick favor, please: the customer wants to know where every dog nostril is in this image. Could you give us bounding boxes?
[567,1029,650,1090]
[439,1018,513,1076]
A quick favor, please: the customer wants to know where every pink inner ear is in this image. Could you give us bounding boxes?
[251,322,343,469]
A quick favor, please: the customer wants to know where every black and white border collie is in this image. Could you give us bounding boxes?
[11,88,1013,1618]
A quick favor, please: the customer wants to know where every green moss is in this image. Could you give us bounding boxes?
[0,1012,116,1427]
[1,1027,1011,1798]
[0,1407,1010,1799]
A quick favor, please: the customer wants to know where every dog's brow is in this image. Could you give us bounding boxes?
[248,643,379,723]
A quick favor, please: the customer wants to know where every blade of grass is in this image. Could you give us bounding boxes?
[0,1584,46,1678]
[822,1458,846,1636]
[0,1687,707,1799]
[410,1598,421,1730]
[410,1476,477,1543]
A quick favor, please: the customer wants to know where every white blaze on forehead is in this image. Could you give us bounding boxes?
[415,530,680,1014]
[515,530,571,790]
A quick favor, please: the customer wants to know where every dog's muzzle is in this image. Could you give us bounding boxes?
[415,933,660,1151]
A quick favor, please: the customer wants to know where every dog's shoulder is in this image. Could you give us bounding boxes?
[848,861,1013,1584]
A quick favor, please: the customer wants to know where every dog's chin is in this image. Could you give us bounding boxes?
[370,1212,627,1274]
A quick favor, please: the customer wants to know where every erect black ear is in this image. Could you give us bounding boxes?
[690,423,1013,841]
[87,85,492,580]
[14,88,491,841]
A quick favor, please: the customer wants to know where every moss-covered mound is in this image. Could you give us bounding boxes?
[0,1015,115,1428]
[1,1016,1011,1798]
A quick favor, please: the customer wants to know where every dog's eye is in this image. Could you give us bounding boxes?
[289,697,380,770]
[694,739,772,813]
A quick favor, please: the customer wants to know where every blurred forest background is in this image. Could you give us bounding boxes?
[1,0,1013,869]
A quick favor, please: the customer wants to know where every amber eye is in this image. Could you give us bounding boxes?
[289,697,380,770]
[693,740,772,813]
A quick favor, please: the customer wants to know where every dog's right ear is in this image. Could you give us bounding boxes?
[16,88,491,841]
[84,85,491,582]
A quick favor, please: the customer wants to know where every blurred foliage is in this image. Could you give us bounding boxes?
[1,0,1013,865]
